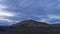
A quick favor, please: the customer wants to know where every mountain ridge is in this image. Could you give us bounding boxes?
[11,20,49,27]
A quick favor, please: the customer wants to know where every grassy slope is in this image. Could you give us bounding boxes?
[11,20,49,27]
[0,20,60,34]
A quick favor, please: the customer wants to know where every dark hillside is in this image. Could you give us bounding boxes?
[11,20,48,27]
[0,20,60,34]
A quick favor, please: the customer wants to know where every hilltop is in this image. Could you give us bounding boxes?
[11,20,49,27]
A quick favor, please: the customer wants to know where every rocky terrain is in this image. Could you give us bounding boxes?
[0,20,60,34]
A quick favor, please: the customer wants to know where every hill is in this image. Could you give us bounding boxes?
[8,20,60,34]
[11,20,49,27]
[0,20,60,34]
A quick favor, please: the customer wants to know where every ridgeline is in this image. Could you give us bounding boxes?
[0,20,60,34]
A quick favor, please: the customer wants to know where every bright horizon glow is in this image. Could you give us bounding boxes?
[0,11,15,16]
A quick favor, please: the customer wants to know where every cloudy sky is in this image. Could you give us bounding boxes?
[0,0,60,26]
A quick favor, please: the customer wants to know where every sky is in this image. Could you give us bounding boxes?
[0,0,60,26]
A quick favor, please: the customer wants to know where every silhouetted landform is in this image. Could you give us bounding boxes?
[11,20,48,27]
[0,20,60,34]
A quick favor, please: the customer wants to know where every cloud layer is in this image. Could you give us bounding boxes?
[0,2,19,25]
[0,0,60,25]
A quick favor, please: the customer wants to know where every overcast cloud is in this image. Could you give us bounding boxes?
[0,0,60,25]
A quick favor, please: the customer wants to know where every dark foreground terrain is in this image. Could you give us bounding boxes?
[0,20,60,34]
[0,26,60,34]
